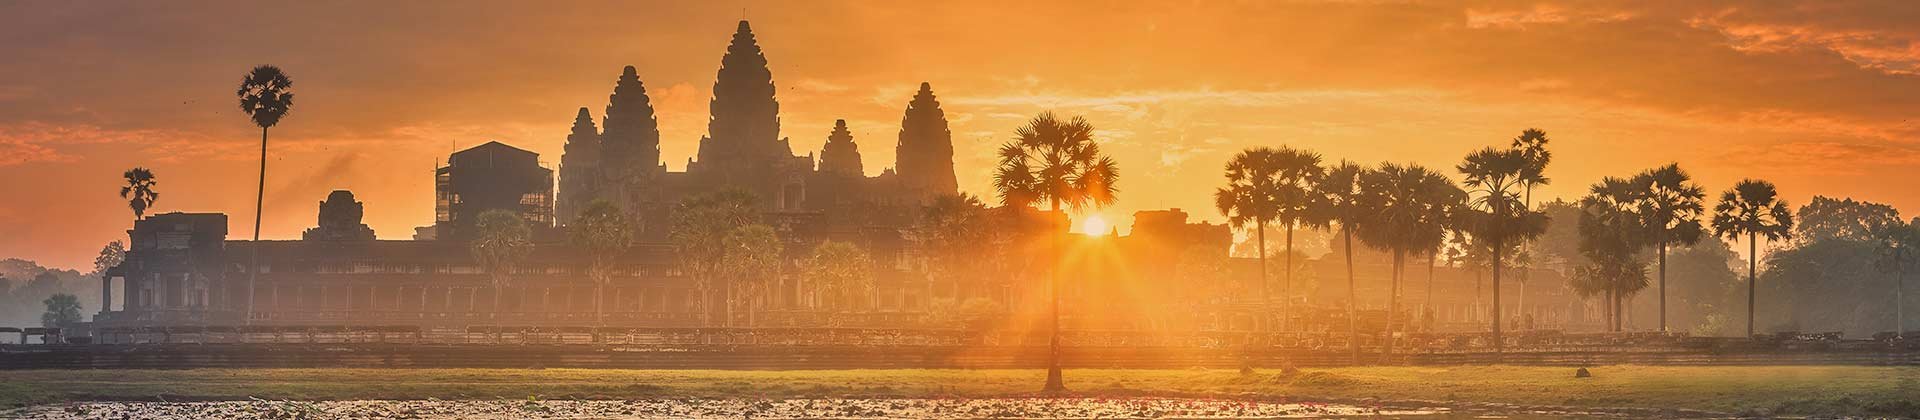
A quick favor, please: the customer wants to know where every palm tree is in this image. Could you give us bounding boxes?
[722,225,783,327]
[471,209,532,322]
[570,199,634,326]
[1270,149,1323,330]
[1873,218,1919,338]
[1355,163,1459,360]
[1635,164,1705,333]
[804,241,875,311]
[1456,146,1545,352]
[1710,179,1794,338]
[237,65,294,324]
[922,193,991,301]
[991,111,1119,393]
[669,189,760,326]
[1311,161,1369,362]
[1215,147,1322,331]
[1511,129,1550,210]
[1576,176,1652,332]
[119,168,158,221]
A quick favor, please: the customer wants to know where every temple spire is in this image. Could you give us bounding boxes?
[558,107,601,225]
[819,119,863,177]
[601,65,661,176]
[696,20,786,174]
[896,82,958,203]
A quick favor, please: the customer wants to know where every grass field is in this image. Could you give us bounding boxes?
[2,366,1915,417]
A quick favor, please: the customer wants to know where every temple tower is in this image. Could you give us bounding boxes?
[818,119,863,177]
[693,20,791,187]
[600,66,662,179]
[557,107,600,225]
[896,82,959,203]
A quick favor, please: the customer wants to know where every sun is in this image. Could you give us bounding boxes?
[1081,214,1111,236]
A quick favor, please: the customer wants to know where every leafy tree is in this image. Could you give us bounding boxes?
[237,65,294,322]
[1355,162,1459,358]
[991,111,1118,392]
[1456,144,1547,351]
[42,293,81,328]
[804,241,875,311]
[921,193,993,300]
[570,200,633,325]
[1311,161,1371,362]
[1174,245,1233,307]
[722,224,782,326]
[470,210,532,316]
[1795,196,1901,243]
[670,189,759,326]
[120,168,158,220]
[1710,179,1794,338]
[1635,164,1706,332]
[1214,146,1321,330]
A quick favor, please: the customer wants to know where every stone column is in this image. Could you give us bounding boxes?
[100,276,112,314]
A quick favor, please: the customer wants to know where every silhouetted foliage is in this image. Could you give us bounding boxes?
[571,199,633,325]
[804,241,874,312]
[723,224,782,327]
[1311,160,1372,361]
[670,189,760,326]
[42,293,81,328]
[1456,140,1549,351]
[1636,164,1707,332]
[992,111,1119,392]
[237,64,294,319]
[119,168,158,220]
[921,193,993,300]
[1215,146,1322,329]
[1711,179,1794,337]
[1356,162,1462,357]
[471,209,532,314]
[1574,176,1651,331]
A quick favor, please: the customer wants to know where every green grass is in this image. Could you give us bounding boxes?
[2,366,1915,417]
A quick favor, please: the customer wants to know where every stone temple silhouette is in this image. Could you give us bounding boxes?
[559,20,958,235]
[94,20,984,331]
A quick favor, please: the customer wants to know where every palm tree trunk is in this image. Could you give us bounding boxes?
[1284,224,1294,332]
[1044,199,1065,392]
[1344,226,1358,364]
[1426,252,1435,332]
[1659,244,1668,333]
[1748,233,1757,338]
[247,126,267,325]
[1382,250,1403,362]
[1492,236,1504,353]
[1256,219,1268,331]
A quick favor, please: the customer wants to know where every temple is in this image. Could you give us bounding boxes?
[91,20,1601,337]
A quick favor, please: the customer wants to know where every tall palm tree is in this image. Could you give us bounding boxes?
[669,189,760,326]
[1874,218,1919,338]
[1214,147,1322,330]
[1311,161,1369,363]
[1576,176,1652,332]
[237,65,294,323]
[471,209,532,320]
[1511,129,1550,210]
[1710,179,1794,338]
[570,199,634,326]
[119,168,158,221]
[1456,146,1544,353]
[1355,163,1458,360]
[722,224,783,327]
[1634,164,1705,333]
[992,111,1119,393]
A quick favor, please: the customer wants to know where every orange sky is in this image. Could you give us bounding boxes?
[2,1,1918,270]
